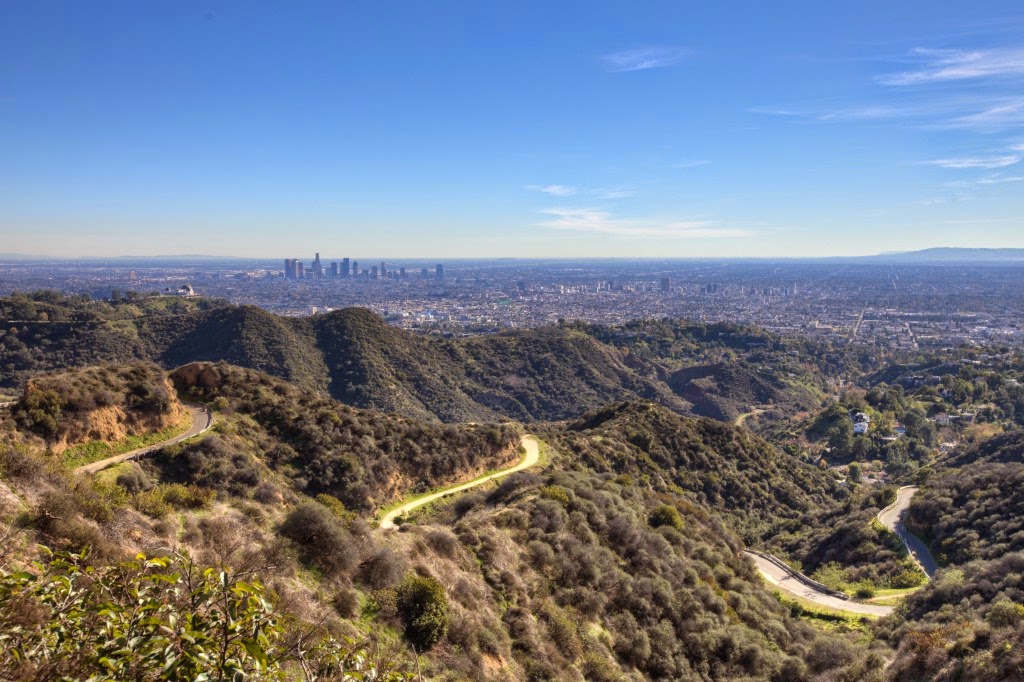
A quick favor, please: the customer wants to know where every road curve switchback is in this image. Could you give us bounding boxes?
[75,404,213,476]
[380,435,540,530]
[746,551,894,617]
[877,486,938,578]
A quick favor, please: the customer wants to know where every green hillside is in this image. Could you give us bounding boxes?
[0,362,886,681]
[3,292,828,424]
[539,401,845,543]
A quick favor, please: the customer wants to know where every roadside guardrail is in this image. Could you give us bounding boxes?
[745,548,850,600]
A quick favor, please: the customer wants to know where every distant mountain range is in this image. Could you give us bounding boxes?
[854,247,1024,264]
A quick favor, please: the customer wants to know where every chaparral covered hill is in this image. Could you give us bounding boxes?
[0,291,834,425]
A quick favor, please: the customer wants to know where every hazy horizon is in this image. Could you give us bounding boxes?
[4,246,1024,264]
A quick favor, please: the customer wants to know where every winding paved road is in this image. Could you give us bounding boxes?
[746,551,893,616]
[380,435,540,529]
[747,486,939,616]
[877,486,938,578]
[75,404,212,475]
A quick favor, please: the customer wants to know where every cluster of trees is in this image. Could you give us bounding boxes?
[870,352,1024,426]
[909,461,1024,565]
[539,401,845,543]
[428,467,886,680]
[769,488,926,593]
[572,316,873,385]
[805,395,936,477]
[12,362,174,440]
[169,362,520,510]
[906,431,1024,565]
[3,293,835,426]
[878,552,1024,682]
[0,291,222,391]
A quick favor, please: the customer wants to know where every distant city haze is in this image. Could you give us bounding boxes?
[1,2,1023,257]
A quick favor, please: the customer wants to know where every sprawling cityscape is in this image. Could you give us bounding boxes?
[2,252,1023,351]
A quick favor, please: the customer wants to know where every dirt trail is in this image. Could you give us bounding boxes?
[380,435,540,530]
[75,404,212,475]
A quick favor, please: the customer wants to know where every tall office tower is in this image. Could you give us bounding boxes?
[296,261,305,279]
[435,264,444,282]
[330,262,338,278]
[351,260,358,278]
[380,261,387,278]
[660,276,671,293]
[399,267,406,279]
[370,265,379,279]
[341,258,350,278]
[420,267,429,277]
[284,259,293,279]
[313,253,323,280]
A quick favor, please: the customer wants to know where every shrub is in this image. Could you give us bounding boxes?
[0,445,45,483]
[357,548,407,591]
[115,465,152,494]
[424,529,460,559]
[133,484,215,518]
[648,504,684,531]
[332,588,361,618]
[539,485,571,506]
[988,600,1024,628]
[396,574,449,651]
[315,493,354,521]
[370,588,398,621]
[279,502,356,575]
[854,581,876,599]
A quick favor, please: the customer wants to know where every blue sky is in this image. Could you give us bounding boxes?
[1,1,1023,258]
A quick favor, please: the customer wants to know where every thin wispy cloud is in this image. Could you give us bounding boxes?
[925,155,1020,169]
[943,218,1013,225]
[537,207,749,238]
[879,47,1024,86]
[754,45,1024,134]
[602,46,690,73]
[945,99,1024,131]
[976,174,1024,184]
[592,188,635,200]
[817,105,918,121]
[526,184,577,197]
[747,106,803,117]
[671,160,710,168]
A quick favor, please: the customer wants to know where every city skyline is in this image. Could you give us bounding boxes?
[2,2,1023,258]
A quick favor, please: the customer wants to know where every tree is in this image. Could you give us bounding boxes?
[0,548,416,681]
[396,574,449,651]
[848,461,862,484]
[826,423,853,459]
